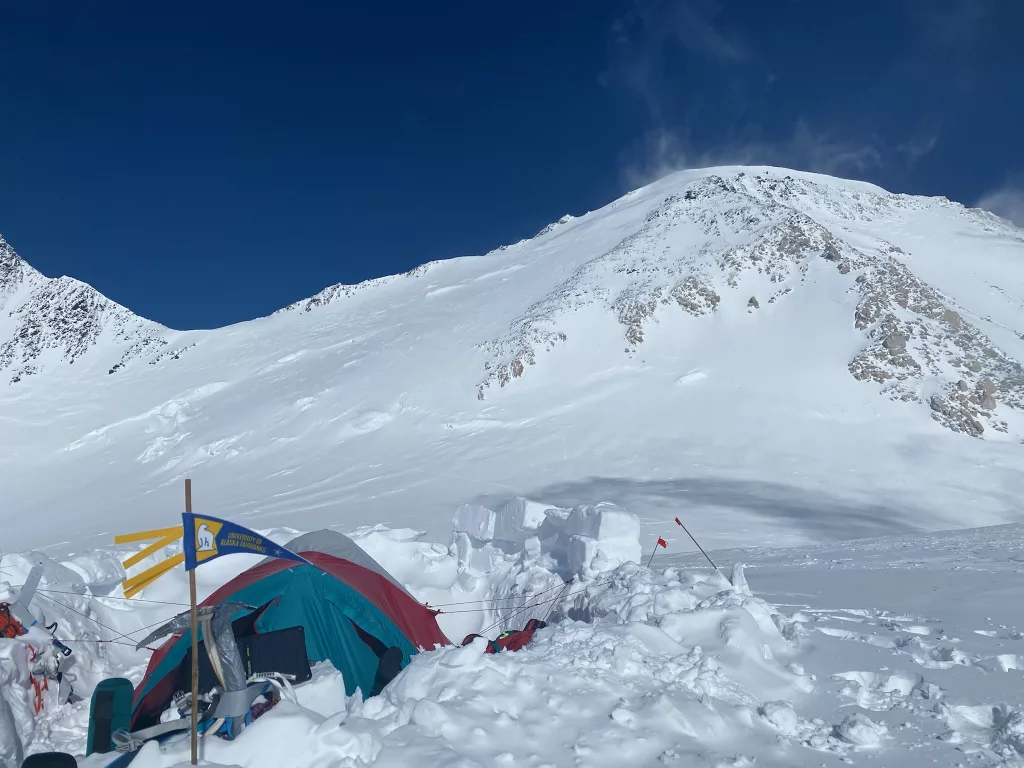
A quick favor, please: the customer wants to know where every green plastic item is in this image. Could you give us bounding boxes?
[86,677,135,756]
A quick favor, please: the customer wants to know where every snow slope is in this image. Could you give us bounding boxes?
[3,167,1024,558]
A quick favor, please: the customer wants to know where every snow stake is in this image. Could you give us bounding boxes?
[674,517,731,584]
[646,536,668,568]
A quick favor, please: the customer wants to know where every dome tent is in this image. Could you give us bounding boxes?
[130,529,450,729]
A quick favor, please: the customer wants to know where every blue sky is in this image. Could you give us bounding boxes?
[1,1,1021,329]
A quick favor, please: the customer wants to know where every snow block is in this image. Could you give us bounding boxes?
[524,536,542,559]
[451,531,473,568]
[449,531,501,573]
[568,535,642,575]
[494,497,562,544]
[567,535,599,575]
[730,562,751,595]
[452,503,497,541]
[563,503,640,542]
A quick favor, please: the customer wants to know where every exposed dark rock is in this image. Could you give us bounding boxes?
[942,309,962,329]
[883,333,907,353]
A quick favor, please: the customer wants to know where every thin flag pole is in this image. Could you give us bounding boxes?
[187,479,198,766]
[646,536,667,568]
[674,516,730,584]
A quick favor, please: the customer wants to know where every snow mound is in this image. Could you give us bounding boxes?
[835,712,888,747]
[14,501,1023,767]
[0,496,841,768]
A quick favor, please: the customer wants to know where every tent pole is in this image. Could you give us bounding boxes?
[186,478,198,766]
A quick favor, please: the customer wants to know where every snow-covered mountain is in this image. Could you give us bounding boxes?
[0,236,170,383]
[3,166,1024,554]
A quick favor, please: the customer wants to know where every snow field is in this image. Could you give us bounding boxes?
[2,498,827,768]
[5,498,1024,766]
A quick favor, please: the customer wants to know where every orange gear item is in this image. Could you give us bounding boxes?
[2,604,49,713]
[0,603,27,639]
[32,674,48,713]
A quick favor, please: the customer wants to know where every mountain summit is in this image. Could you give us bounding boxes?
[3,167,1024,552]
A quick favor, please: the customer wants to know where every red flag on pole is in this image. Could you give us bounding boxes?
[647,535,668,567]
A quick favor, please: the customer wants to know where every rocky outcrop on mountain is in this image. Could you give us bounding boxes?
[474,171,1024,438]
[0,236,169,383]
[476,174,861,396]
[0,236,31,304]
[276,261,449,315]
[845,248,1024,436]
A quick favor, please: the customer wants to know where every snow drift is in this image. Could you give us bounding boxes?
[0,497,831,768]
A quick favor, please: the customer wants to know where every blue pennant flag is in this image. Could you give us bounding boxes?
[182,512,313,571]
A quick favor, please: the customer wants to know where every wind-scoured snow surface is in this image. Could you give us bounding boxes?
[3,166,1024,556]
[2,504,1024,767]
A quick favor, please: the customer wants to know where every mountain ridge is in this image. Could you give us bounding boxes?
[4,165,1024,554]
[3,167,1024,435]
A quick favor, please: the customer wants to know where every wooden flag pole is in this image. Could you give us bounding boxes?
[186,478,198,766]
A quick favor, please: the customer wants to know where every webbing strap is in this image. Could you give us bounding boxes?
[112,719,191,751]
[113,682,269,752]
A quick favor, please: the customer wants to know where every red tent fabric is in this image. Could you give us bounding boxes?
[131,531,450,724]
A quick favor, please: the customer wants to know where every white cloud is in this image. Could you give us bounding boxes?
[918,0,989,50]
[976,186,1024,227]
[613,0,746,64]
[620,121,884,189]
[607,0,748,124]
[897,132,940,163]
[608,2,946,192]
[620,130,694,189]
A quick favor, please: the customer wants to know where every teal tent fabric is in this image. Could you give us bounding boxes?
[135,564,418,709]
[132,531,451,728]
[246,566,418,697]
